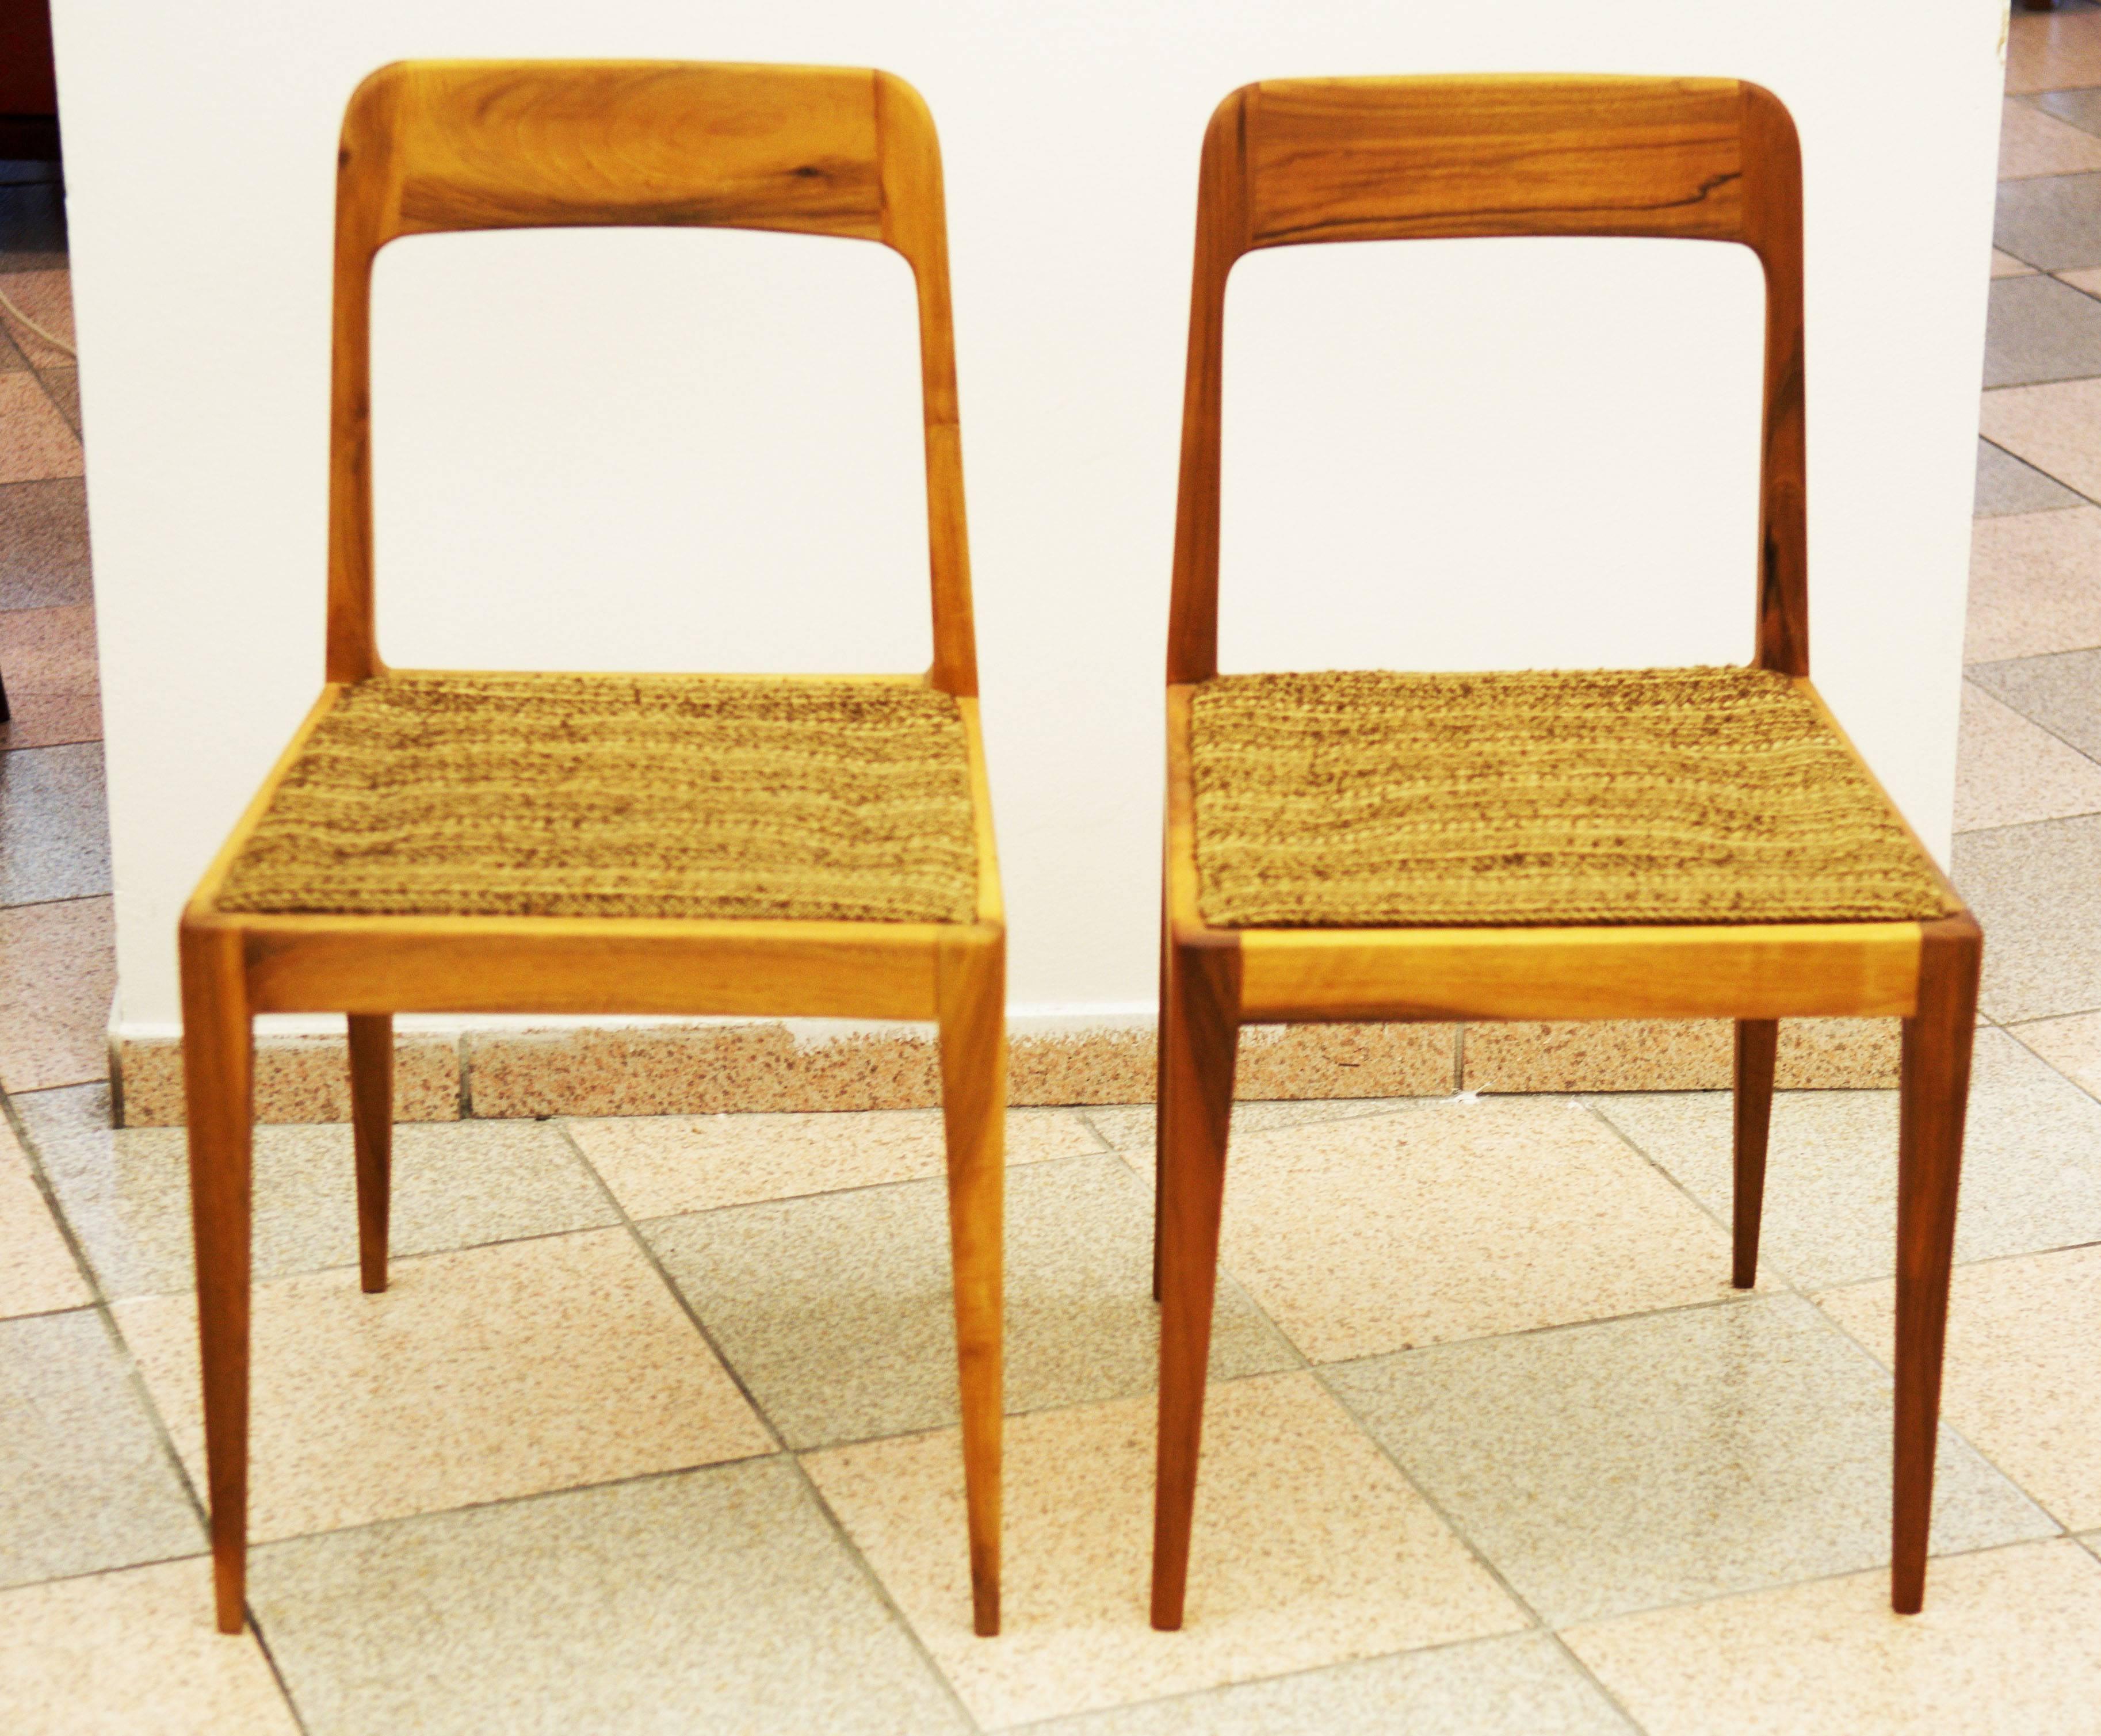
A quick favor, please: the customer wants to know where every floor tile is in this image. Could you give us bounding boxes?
[1595,1031,2101,1288]
[250,1459,965,1736]
[1968,645,2101,757]
[2008,1009,2101,1098]
[1978,376,2101,500]
[805,1373,1526,1729]
[1997,171,2101,271]
[24,1092,616,1297]
[2003,97,2101,178]
[0,687,100,748]
[1329,1294,2052,1627]
[0,369,80,481]
[1194,1097,1745,1363]
[0,268,72,368]
[0,600,95,687]
[0,180,66,270]
[36,365,77,435]
[569,1104,1104,1219]
[113,1227,770,1542]
[1564,1539,2101,1736]
[0,602,100,748]
[0,1557,299,1736]
[0,476,90,609]
[0,895,112,1092]
[0,1307,202,1589]
[648,1153,1294,1449]
[2010,5,2101,94]
[1963,506,2101,661]
[2037,82,2101,135]
[1819,1244,2101,1531]
[1082,1095,1411,1155]
[1954,814,2101,1020]
[1992,248,2036,278]
[1975,436,2083,515]
[1955,680,2101,830]
[0,1111,90,1316]
[0,744,109,902]
[1985,273,2101,386]
[1025,1631,1625,1736]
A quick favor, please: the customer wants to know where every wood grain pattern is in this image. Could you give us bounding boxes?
[346,1013,393,1294]
[1732,1018,1778,1289]
[1149,931,1241,1632]
[938,930,1006,1636]
[181,921,254,1634]
[1892,913,1981,1613]
[1164,75,1808,686]
[188,61,1004,1637]
[1152,75,1972,1624]
[328,62,977,696]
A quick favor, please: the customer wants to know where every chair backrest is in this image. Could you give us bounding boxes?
[1166,75,1806,685]
[327,60,978,695]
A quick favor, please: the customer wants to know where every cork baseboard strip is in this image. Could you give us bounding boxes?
[110,1015,1896,1128]
[115,1033,464,1127]
[1460,1017,1901,1093]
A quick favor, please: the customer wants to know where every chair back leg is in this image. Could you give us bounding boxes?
[938,933,1007,1636]
[1732,1019,1779,1288]
[180,924,256,1635]
[1150,936,1240,1630]
[1892,915,1982,1612]
[347,1012,394,1293]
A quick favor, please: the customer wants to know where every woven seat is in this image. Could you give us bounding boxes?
[217,671,979,924]
[1189,666,1957,928]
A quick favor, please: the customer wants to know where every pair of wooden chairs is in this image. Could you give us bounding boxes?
[182,62,1979,1643]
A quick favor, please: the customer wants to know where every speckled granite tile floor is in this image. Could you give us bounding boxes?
[12,43,2101,1733]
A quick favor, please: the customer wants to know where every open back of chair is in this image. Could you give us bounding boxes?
[327,60,977,695]
[1166,75,1806,686]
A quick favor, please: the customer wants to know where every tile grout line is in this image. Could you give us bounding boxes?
[1579,1093,1807,1296]
[1792,1283,2071,1540]
[1958,668,2101,778]
[545,1115,996,1731]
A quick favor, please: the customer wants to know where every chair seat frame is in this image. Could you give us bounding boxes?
[1149,75,1980,1630]
[182,62,1004,1638]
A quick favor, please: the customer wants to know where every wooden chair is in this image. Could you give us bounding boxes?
[181,61,1004,1637]
[1150,75,1980,1628]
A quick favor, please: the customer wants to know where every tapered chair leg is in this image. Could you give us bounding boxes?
[1151,936,1240,1631]
[938,933,1006,1637]
[180,922,255,1635]
[1732,1019,1778,1288]
[1152,893,1172,1304]
[347,1014,394,1293]
[1891,916,1981,1613]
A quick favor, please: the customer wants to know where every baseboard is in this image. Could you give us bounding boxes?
[107,1012,1899,1127]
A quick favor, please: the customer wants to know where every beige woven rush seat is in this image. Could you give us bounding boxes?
[179,62,1007,1643]
[216,672,978,924]
[1148,74,1983,1636]
[1189,666,1957,928]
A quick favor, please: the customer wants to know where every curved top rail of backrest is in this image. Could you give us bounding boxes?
[327,60,977,694]
[1166,74,1805,685]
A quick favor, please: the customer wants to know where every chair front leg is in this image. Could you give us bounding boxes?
[1892,915,1981,1613]
[181,923,256,1635]
[347,1013,394,1293]
[938,931,1006,1637]
[1151,935,1240,1631]
[1732,1019,1778,1288]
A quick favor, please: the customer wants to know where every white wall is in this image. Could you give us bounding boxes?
[52,1,2008,1033]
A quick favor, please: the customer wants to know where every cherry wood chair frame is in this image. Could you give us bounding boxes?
[1150,75,1980,1628]
[181,61,1004,1636]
